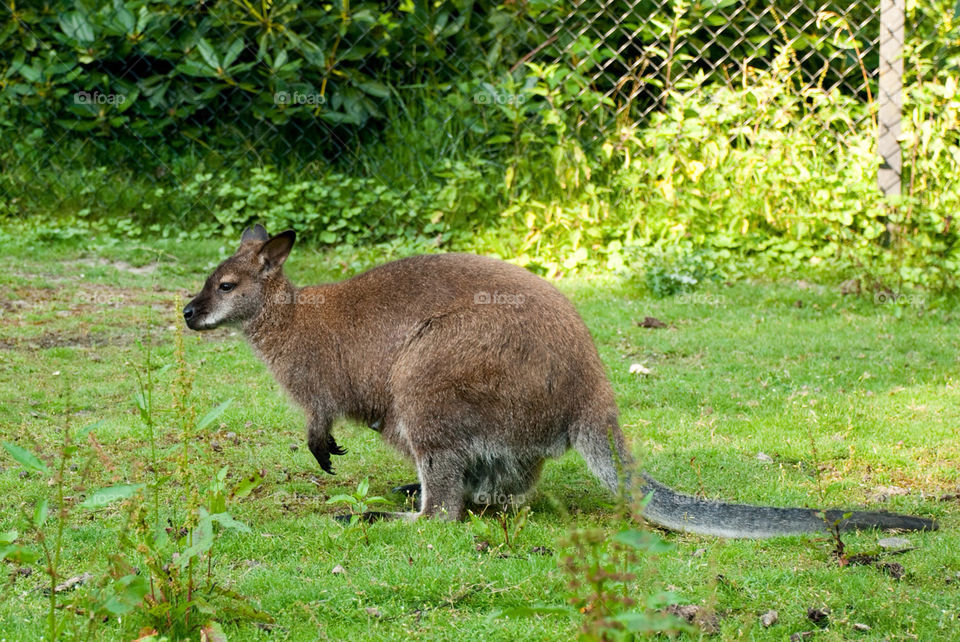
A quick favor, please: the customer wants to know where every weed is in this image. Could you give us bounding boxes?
[326,478,392,545]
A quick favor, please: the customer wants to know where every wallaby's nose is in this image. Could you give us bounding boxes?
[183,303,195,322]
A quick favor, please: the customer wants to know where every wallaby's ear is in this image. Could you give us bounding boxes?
[258,230,296,271]
[241,223,269,244]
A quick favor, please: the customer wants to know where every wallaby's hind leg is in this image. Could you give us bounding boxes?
[415,451,465,520]
[572,417,633,495]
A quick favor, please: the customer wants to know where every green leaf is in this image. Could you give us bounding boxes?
[356,80,391,98]
[197,38,220,70]
[179,509,215,566]
[200,621,228,642]
[230,470,264,501]
[357,478,369,497]
[197,399,233,432]
[2,442,49,474]
[0,530,17,545]
[76,420,105,441]
[59,11,95,44]
[33,499,48,529]
[612,529,676,553]
[80,483,145,509]
[210,511,251,533]
[222,38,245,70]
[0,544,41,564]
[99,573,149,616]
[613,610,690,633]
[326,494,359,506]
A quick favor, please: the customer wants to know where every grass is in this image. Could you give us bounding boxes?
[0,237,957,640]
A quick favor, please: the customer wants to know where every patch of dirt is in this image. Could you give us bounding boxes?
[74,257,159,276]
[0,330,143,350]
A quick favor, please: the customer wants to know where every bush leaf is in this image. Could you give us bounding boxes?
[80,483,145,509]
[2,442,49,474]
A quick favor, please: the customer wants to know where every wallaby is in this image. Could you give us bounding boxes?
[183,226,937,538]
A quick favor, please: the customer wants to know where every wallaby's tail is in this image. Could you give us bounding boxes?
[639,474,938,539]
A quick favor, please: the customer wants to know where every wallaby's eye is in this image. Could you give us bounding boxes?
[218,282,236,293]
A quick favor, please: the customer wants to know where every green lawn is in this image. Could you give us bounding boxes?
[0,239,957,640]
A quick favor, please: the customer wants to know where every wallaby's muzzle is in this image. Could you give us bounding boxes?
[182,298,210,331]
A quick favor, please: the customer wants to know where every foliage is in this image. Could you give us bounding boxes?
[495,525,692,640]
[467,506,531,555]
[326,478,391,544]
[121,328,271,638]
[0,0,559,156]
[2,416,147,640]
[1,1,960,295]
[0,330,270,639]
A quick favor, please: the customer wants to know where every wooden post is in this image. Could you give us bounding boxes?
[877,0,905,196]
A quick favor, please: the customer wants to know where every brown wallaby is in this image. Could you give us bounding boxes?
[183,226,937,538]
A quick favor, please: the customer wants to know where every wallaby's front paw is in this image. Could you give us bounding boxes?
[309,434,347,474]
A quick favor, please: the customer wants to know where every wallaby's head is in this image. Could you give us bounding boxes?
[183,224,295,331]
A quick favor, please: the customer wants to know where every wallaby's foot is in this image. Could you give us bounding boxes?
[332,511,414,524]
[391,482,422,497]
[391,482,422,511]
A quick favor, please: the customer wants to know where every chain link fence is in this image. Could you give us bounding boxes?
[0,0,907,225]
[538,0,880,123]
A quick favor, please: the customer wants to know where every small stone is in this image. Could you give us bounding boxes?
[365,607,382,618]
[869,485,909,502]
[638,316,668,328]
[16,567,33,577]
[665,604,719,634]
[756,452,774,463]
[210,440,222,452]
[853,622,871,631]
[760,610,778,627]
[54,573,93,593]
[629,363,652,376]
[331,564,345,575]
[289,444,299,451]
[807,606,830,627]
[878,537,913,550]
[839,278,861,295]
[878,561,905,579]
[691,548,707,558]
[225,432,238,442]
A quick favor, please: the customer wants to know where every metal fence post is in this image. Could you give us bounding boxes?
[878,0,905,197]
